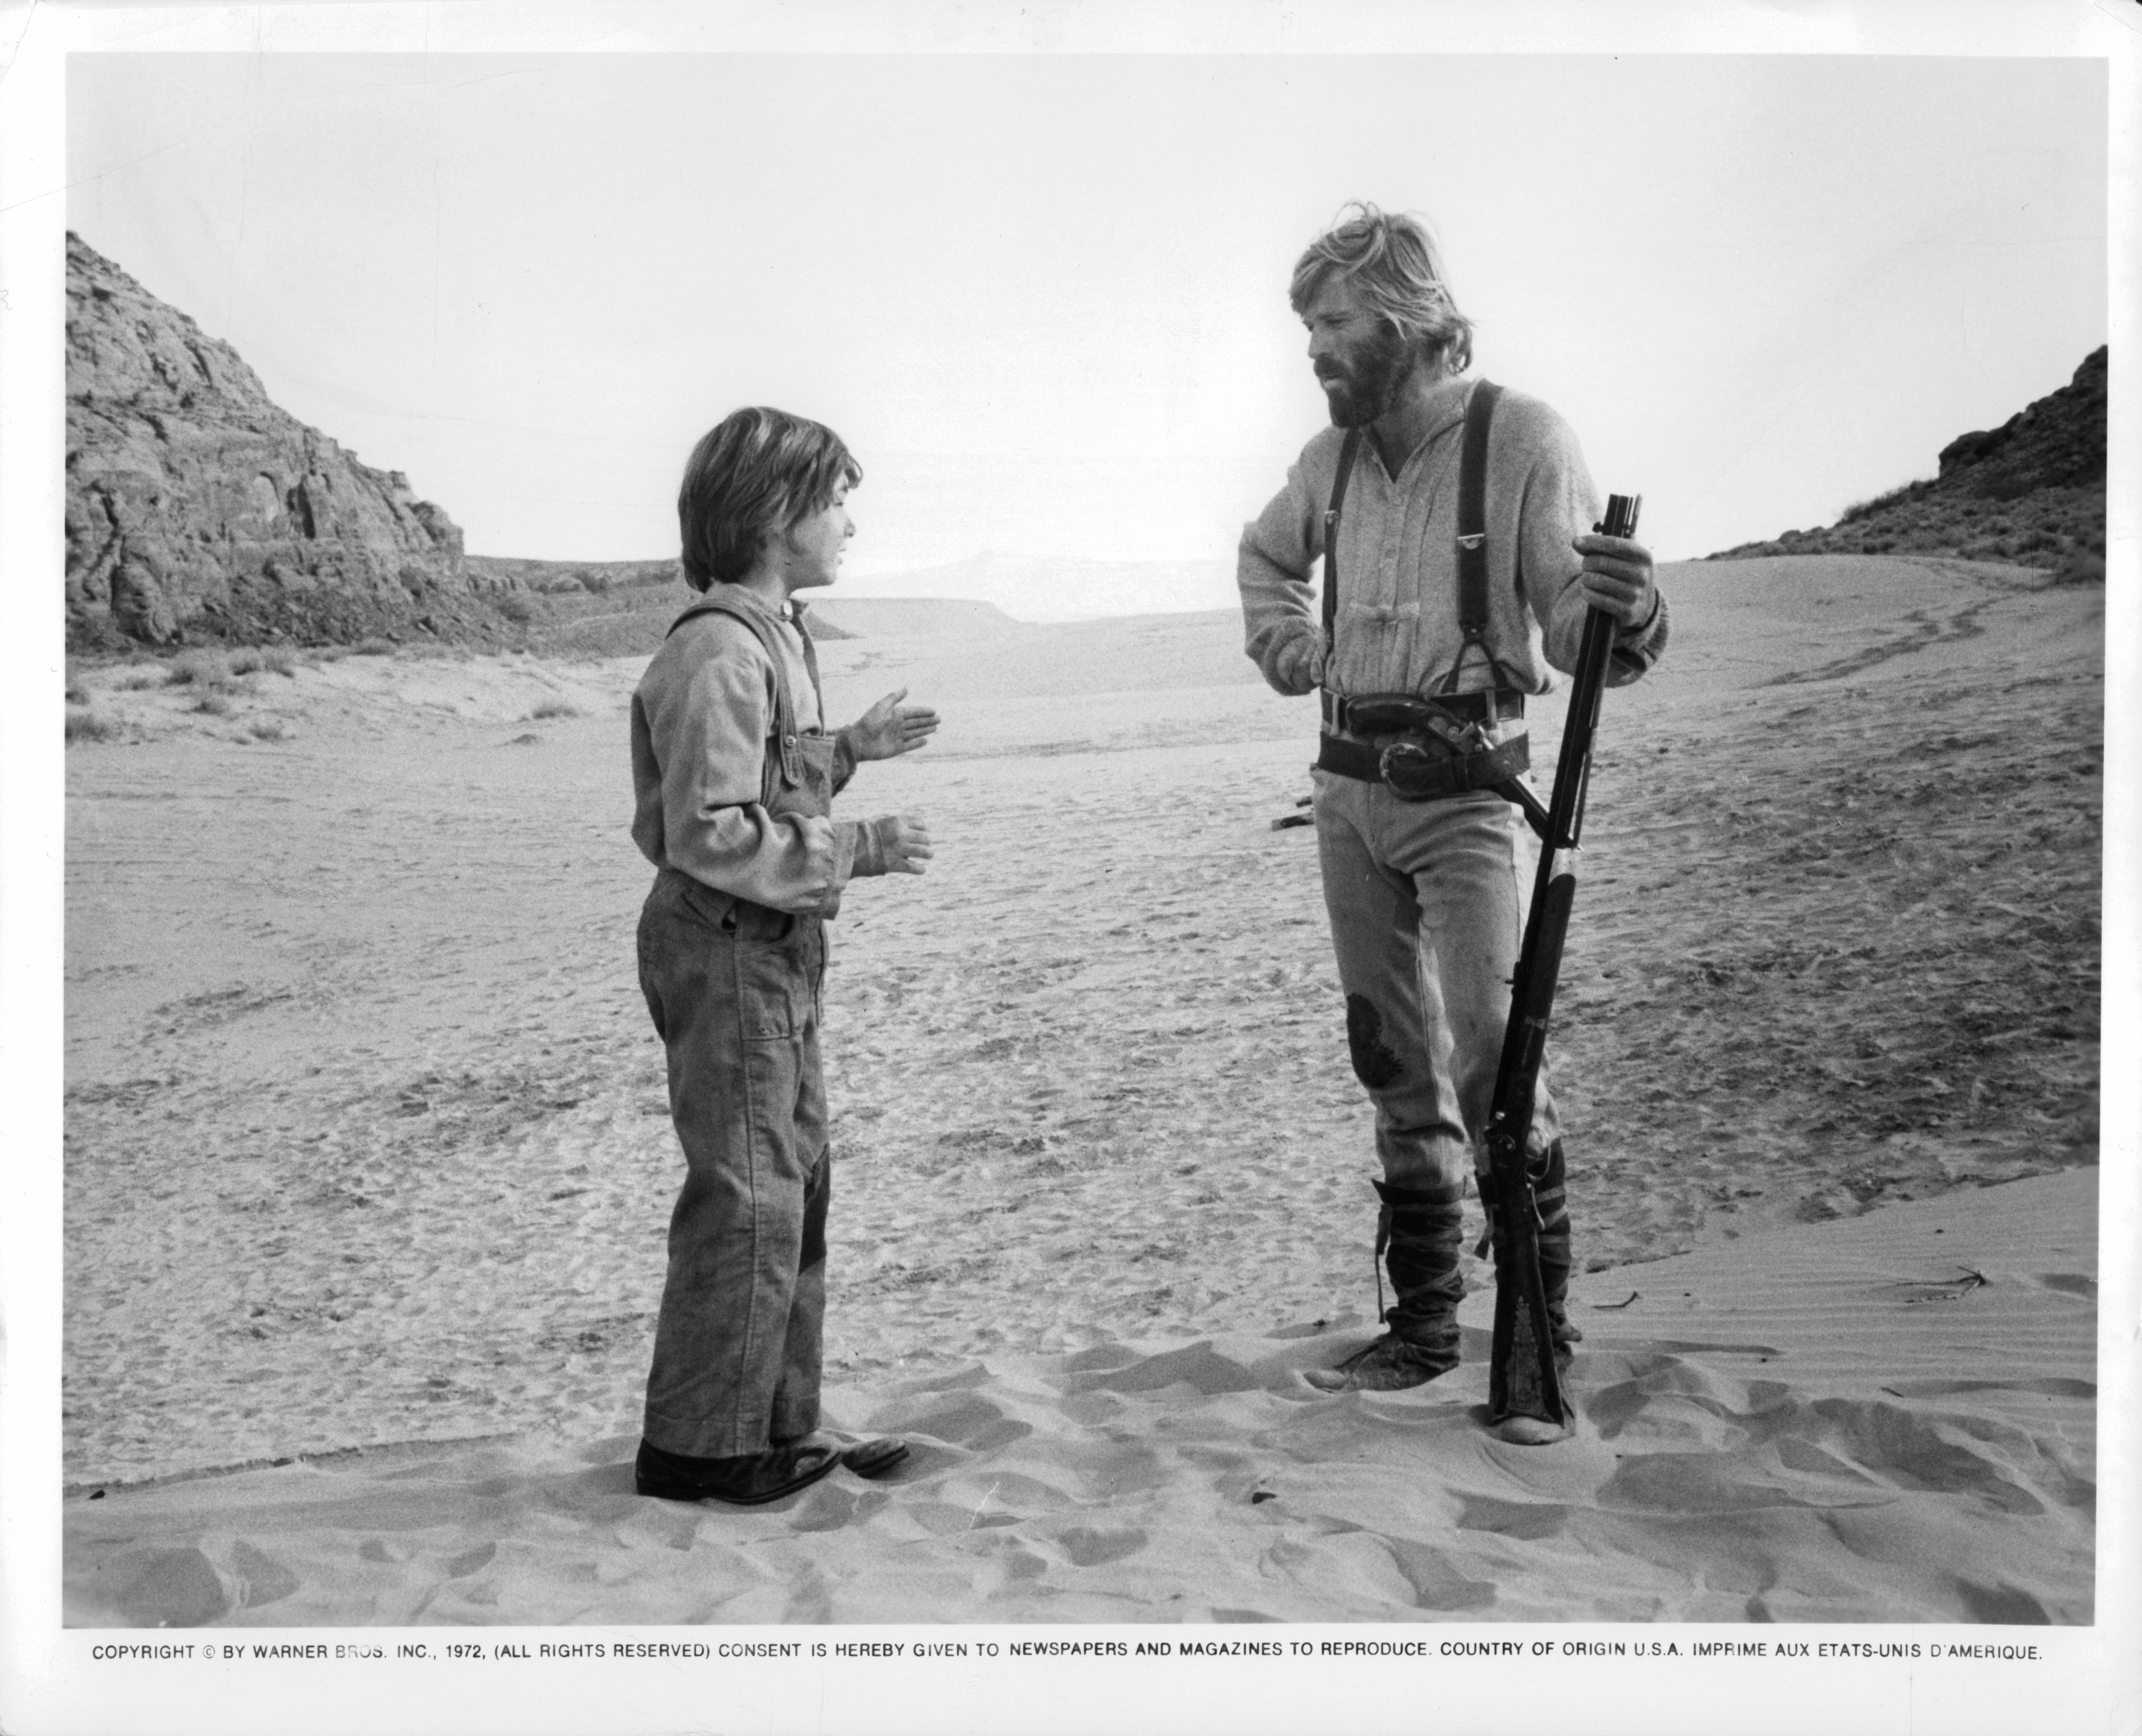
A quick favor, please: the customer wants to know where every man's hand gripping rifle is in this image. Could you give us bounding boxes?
[1481,492,1642,1441]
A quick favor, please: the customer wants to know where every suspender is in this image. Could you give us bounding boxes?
[665,593,821,802]
[1321,427,1364,647]
[1450,379,1503,689]
[1321,378,1506,695]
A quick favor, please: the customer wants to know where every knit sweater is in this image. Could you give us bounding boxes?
[1238,375,1668,702]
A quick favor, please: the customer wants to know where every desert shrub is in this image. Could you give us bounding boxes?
[65,680,91,706]
[312,645,350,663]
[530,698,581,720]
[65,707,123,742]
[2053,551,2106,586]
[109,666,165,691]
[166,649,232,687]
[192,692,234,716]
[1838,478,1931,523]
[352,638,397,657]
[262,647,298,677]
[247,716,290,741]
[227,649,264,676]
[496,594,538,625]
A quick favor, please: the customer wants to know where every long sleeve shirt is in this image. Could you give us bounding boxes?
[630,584,894,916]
[1238,375,1668,700]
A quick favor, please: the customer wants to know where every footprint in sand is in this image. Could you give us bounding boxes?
[1045,1524,1148,1568]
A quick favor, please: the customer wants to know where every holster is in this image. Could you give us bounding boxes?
[1316,727,1531,802]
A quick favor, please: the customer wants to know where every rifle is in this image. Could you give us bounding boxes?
[1482,491,1642,1439]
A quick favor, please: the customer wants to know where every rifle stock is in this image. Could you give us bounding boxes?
[1484,492,1641,1432]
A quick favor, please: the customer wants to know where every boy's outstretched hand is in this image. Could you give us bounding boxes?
[882,813,933,875]
[848,688,941,761]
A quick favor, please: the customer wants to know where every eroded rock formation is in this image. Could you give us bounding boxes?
[1710,347,2106,575]
[66,233,518,648]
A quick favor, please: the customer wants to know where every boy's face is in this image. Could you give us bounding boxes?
[782,483,854,592]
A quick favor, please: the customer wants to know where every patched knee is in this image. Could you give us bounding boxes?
[1345,994,1405,1089]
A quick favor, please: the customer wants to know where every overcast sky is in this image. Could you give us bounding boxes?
[65,51,2107,585]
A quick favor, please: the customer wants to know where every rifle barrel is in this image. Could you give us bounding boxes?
[1482,490,1641,1430]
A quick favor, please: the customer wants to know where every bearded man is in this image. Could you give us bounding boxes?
[1237,204,1667,1424]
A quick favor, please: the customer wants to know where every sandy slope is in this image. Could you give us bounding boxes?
[59,555,2102,1625]
[62,1169,2093,1628]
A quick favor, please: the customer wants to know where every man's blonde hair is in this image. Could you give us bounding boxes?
[1290,203,1473,374]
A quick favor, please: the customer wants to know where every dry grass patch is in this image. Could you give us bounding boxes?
[226,648,298,678]
[64,707,124,743]
[165,650,230,687]
[165,649,263,697]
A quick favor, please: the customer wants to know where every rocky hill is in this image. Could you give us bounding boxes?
[66,233,526,651]
[1709,346,2106,579]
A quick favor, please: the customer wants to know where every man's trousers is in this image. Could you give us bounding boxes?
[636,867,830,1460]
[1311,766,1560,1191]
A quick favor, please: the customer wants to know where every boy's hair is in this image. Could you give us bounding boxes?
[677,407,862,591]
[1289,202,1474,374]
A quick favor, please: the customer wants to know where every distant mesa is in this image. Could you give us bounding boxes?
[1710,347,2105,580]
[807,596,1025,639]
[836,550,1237,623]
[512,581,1028,660]
[462,554,680,597]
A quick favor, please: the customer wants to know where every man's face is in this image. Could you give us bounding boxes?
[782,484,854,592]
[1302,275,1412,429]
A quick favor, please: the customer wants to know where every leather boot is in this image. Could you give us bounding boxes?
[1304,1178,1465,1392]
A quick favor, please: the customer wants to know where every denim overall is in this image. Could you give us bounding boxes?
[636,596,841,1459]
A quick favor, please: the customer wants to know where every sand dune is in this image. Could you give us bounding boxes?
[62,1168,2094,1628]
[59,554,2103,1630]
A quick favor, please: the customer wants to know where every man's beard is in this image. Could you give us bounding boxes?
[1319,326,1413,428]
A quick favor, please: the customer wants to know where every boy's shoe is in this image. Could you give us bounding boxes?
[634,1439,842,1505]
